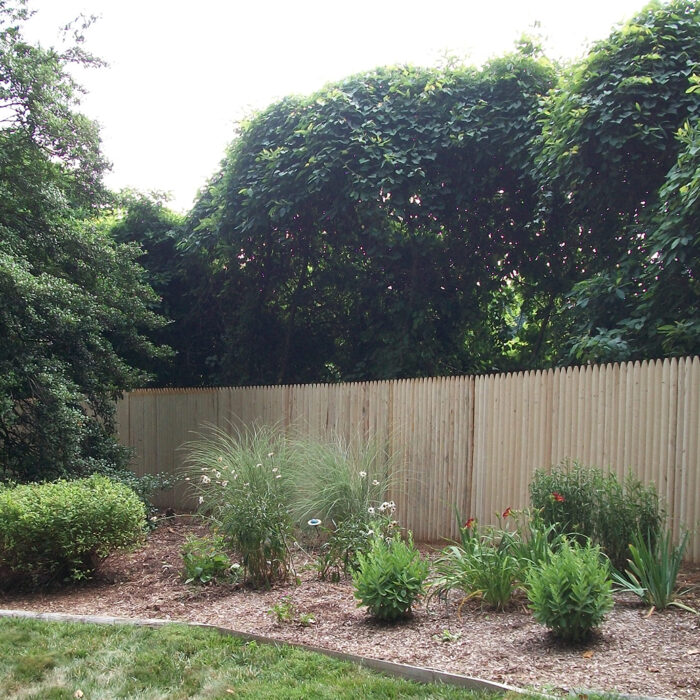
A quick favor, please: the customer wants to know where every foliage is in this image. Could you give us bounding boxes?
[106,190,218,386]
[0,475,146,587]
[0,2,167,481]
[526,539,614,643]
[541,0,700,363]
[0,618,499,699]
[181,534,240,585]
[185,51,557,384]
[287,433,391,529]
[430,519,519,611]
[530,461,663,571]
[90,463,176,522]
[315,512,399,581]
[181,424,293,588]
[612,528,696,612]
[352,533,429,621]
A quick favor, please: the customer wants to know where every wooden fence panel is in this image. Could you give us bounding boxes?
[116,357,700,561]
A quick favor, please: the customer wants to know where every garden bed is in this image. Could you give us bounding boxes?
[1,516,699,699]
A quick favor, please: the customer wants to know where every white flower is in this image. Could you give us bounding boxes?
[221,480,228,487]
[372,479,380,486]
[267,452,274,457]
[184,477,190,481]
[218,456,223,462]
[365,529,374,537]
[214,470,222,479]
[201,475,211,484]
[272,467,278,473]
[201,467,209,472]
[232,563,241,570]
[378,503,386,513]
[367,507,375,515]
[275,474,281,479]
[256,463,262,468]
[198,496,204,504]
[359,471,367,478]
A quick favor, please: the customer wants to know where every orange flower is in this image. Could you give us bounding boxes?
[502,507,512,519]
[552,492,565,503]
[464,517,475,529]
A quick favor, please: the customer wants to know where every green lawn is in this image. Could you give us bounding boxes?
[0,617,514,700]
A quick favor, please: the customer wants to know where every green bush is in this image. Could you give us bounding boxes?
[181,534,240,585]
[0,476,146,588]
[526,539,614,643]
[530,460,663,571]
[182,424,294,588]
[352,533,429,621]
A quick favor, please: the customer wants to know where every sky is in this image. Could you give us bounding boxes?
[26,0,651,213]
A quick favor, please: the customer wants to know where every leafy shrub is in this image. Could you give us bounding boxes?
[182,424,293,588]
[526,539,613,643]
[181,534,240,585]
[315,508,399,581]
[0,476,146,588]
[530,460,663,571]
[612,528,695,612]
[90,464,177,524]
[352,533,428,621]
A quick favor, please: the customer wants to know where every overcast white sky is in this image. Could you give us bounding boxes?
[26,0,650,212]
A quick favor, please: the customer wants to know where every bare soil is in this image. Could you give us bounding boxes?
[1,516,699,699]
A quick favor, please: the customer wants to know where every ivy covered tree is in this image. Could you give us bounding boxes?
[0,2,167,481]
[186,48,557,384]
[537,0,700,362]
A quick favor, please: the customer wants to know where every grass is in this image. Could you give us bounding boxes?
[0,617,508,699]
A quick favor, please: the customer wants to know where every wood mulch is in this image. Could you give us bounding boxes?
[1,516,699,699]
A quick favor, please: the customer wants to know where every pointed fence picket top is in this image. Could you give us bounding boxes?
[117,356,700,562]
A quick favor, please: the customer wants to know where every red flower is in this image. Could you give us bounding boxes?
[464,517,475,529]
[552,492,565,503]
[502,507,512,519]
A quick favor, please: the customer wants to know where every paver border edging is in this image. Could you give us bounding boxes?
[0,609,672,700]
[0,608,529,695]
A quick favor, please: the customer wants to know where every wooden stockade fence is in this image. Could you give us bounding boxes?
[116,356,700,562]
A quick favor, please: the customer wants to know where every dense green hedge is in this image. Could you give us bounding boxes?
[0,476,146,588]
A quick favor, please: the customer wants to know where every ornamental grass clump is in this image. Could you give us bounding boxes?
[526,539,613,643]
[0,476,146,588]
[286,433,391,529]
[182,424,293,588]
[352,533,429,622]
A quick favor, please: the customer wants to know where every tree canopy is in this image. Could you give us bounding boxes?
[0,1,166,480]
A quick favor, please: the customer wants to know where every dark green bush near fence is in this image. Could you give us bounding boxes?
[0,476,146,588]
[530,460,663,571]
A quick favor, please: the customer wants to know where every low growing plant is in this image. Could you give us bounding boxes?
[612,528,696,612]
[526,539,614,643]
[182,424,293,589]
[530,460,663,571]
[181,534,240,585]
[0,475,146,588]
[352,533,429,622]
[429,519,521,611]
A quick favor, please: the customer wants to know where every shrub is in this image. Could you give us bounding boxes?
[352,533,429,621]
[612,528,696,612]
[526,539,614,643]
[314,508,399,581]
[530,460,663,571]
[0,475,146,588]
[182,424,293,588]
[181,534,240,585]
